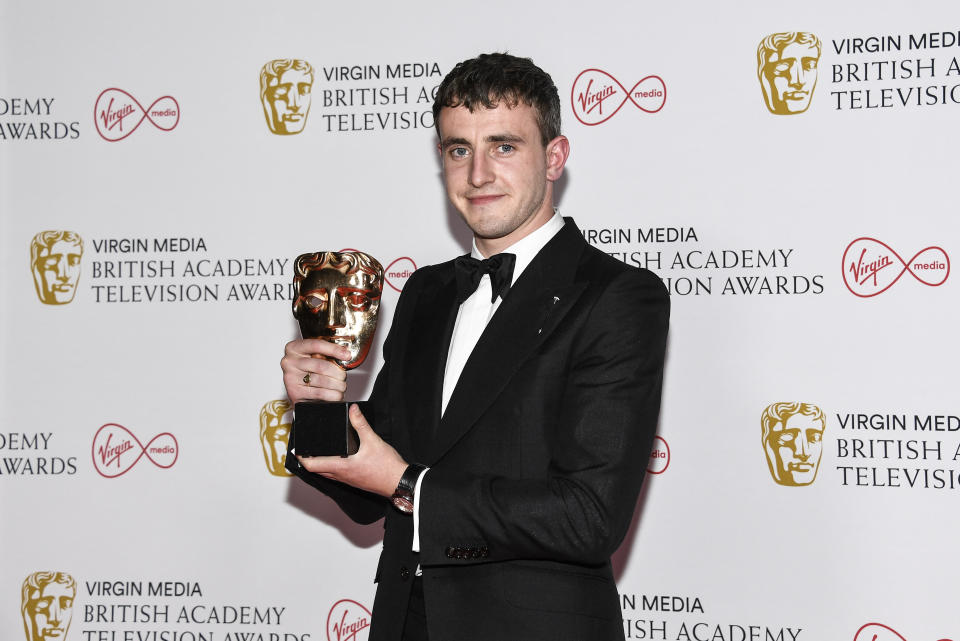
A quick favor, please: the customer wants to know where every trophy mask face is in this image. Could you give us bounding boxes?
[23,577,74,641]
[762,404,825,486]
[32,235,83,305]
[292,252,383,369]
[259,400,292,476]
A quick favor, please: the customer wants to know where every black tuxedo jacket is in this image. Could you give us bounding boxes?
[287,218,669,641]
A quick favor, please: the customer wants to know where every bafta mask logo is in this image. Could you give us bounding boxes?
[757,32,821,115]
[21,571,75,641]
[761,402,826,486]
[260,400,293,476]
[292,251,384,370]
[31,231,83,305]
[260,59,314,135]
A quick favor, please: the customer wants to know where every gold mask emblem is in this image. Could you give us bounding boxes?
[260,59,314,135]
[761,402,826,486]
[22,572,75,641]
[292,251,384,370]
[757,32,821,115]
[260,399,294,476]
[31,231,83,305]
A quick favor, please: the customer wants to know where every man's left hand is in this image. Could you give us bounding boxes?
[296,404,407,498]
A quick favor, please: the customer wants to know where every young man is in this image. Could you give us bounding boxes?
[281,52,669,641]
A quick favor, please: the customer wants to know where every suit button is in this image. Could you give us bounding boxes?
[445,547,456,558]
[400,566,410,580]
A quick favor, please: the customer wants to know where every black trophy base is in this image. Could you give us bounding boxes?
[291,401,370,457]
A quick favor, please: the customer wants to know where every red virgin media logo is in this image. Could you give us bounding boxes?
[327,599,371,641]
[842,237,949,297]
[853,622,953,641]
[647,436,670,474]
[91,423,179,478]
[94,88,180,141]
[571,69,666,126]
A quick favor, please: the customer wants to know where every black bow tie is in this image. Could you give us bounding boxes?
[454,253,516,304]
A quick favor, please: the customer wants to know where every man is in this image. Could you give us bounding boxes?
[260,59,313,135]
[30,231,83,305]
[281,53,669,641]
[761,402,826,486]
[757,32,821,115]
[21,572,75,641]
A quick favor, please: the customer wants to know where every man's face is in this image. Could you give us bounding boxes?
[33,239,82,304]
[294,265,380,369]
[438,103,562,253]
[25,581,74,641]
[264,68,312,134]
[761,42,819,114]
[765,413,824,486]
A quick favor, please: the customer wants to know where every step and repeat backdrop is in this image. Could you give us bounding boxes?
[2,1,958,640]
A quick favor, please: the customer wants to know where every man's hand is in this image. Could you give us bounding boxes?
[281,338,351,404]
[297,404,407,498]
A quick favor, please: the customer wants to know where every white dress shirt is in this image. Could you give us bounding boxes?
[413,211,565,554]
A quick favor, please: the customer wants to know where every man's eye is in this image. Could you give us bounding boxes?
[274,87,289,97]
[808,431,823,443]
[299,84,312,95]
[450,147,469,159]
[42,258,58,269]
[496,144,515,154]
[773,62,790,74]
[777,432,796,444]
[803,59,818,71]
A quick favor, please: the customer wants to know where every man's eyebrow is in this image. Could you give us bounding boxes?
[440,134,525,149]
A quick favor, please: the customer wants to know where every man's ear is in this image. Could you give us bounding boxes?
[545,135,570,181]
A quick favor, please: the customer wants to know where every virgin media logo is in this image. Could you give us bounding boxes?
[842,237,949,297]
[571,69,666,126]
[91,423,179,478]
[853,622,953,641]
[326,599,371,641]
[94,88,180,141]
[647,436,670,474]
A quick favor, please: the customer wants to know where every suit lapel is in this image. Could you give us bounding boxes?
[401,267,458,460]
[429,220,587,463]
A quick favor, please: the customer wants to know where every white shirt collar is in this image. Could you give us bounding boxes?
[469,210,565,285]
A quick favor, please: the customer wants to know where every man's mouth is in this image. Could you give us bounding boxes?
[788,462,813,471]
[283,114,303,121]
[467,194,504,206]
[52,284,74,292]
[783,91,809,100]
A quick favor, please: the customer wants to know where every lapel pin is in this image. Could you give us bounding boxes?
[553,296,560,304]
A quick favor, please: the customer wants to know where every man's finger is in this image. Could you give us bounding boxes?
[349,404,375,437]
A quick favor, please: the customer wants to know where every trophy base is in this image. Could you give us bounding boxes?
[291,401,370,457]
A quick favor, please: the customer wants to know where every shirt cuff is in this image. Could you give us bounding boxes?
[412,467,428,553]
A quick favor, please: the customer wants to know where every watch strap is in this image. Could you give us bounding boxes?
[391,463,427,514]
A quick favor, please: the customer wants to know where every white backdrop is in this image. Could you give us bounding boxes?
[2,2,958,640]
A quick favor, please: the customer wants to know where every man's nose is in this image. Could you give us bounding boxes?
[288,90,301,111]
[795,435,810,459]
[48,602,62,624]
[469,153,494,188]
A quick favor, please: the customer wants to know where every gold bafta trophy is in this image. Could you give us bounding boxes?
[290,251,383,457]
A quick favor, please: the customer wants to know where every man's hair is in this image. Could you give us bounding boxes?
[432,52,561,146]
[760,402,825,442]
[31,231,82,266]
[260,59,314,96]
[757,32,821,78]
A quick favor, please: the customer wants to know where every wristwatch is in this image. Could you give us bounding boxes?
[391,463,427,514]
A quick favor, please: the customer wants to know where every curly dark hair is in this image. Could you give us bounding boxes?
[432,52,561,146]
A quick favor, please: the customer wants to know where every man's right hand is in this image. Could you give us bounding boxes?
[281,339,352,405]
